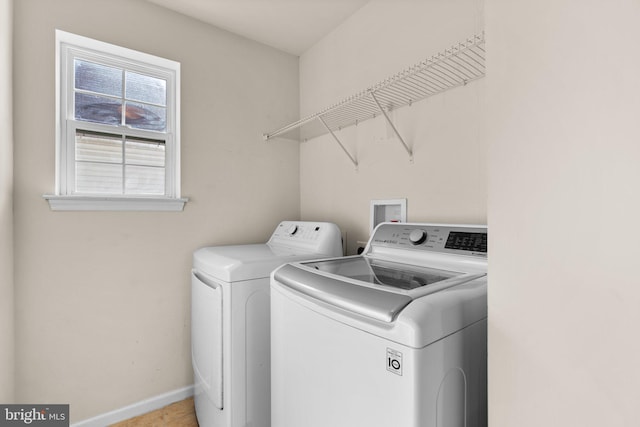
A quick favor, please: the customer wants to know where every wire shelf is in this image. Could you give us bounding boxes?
[264,33,485,143]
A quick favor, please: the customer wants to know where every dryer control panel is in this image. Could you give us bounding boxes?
[369,223,487,258]
[268,221,343,256]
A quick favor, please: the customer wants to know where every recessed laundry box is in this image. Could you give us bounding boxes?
[191,221,343,427]
[270,222,488,427]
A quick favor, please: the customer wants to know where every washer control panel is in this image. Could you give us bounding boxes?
[370,223,487,257]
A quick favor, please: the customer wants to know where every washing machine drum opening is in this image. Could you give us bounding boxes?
[304,257,459,290]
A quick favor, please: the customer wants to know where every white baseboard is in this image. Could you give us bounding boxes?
[71,385,194,427]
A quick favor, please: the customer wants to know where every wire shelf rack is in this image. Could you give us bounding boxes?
[263,33,485,167]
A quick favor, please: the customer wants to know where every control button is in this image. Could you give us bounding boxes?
[288,225,298,235]
[408,229,427,245]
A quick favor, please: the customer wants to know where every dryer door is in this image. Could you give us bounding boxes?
[191,270,223,409]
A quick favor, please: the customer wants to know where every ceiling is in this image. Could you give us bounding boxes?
[146,0,370,56]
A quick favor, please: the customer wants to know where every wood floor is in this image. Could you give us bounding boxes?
[110,397,198,427]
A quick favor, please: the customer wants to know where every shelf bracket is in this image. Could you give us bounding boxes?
[317,116,358,169]
[369,90,413,162]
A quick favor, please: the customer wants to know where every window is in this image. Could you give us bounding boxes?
[45,30,186,211]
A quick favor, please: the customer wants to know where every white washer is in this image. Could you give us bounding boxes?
[192,221,343,427]
[271,223,487,427]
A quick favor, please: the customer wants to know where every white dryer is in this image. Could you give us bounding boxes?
[192,221,343,427]
[271,223,487,427]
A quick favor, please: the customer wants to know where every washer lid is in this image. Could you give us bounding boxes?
[304,256,460,290]
[273,256,485,323]
[194,244,321,282]
[273,263,414,323]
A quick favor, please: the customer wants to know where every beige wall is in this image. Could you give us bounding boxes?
[13,0,299,422]
[299,0,486,253]
[0,0,14,404]
[486,1,640,425]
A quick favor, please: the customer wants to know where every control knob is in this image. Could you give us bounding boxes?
[287,225,298,235]
[408,229,427,245]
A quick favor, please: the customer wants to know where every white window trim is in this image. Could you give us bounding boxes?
[45,30,186,211]
[43,195,187,212]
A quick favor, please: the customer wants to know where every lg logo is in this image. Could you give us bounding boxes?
[386,348,403,376]
[389,358,401,370]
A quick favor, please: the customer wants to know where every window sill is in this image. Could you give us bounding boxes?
[43,195,188,211]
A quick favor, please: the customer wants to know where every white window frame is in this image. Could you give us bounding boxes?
[44,30,187,211]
